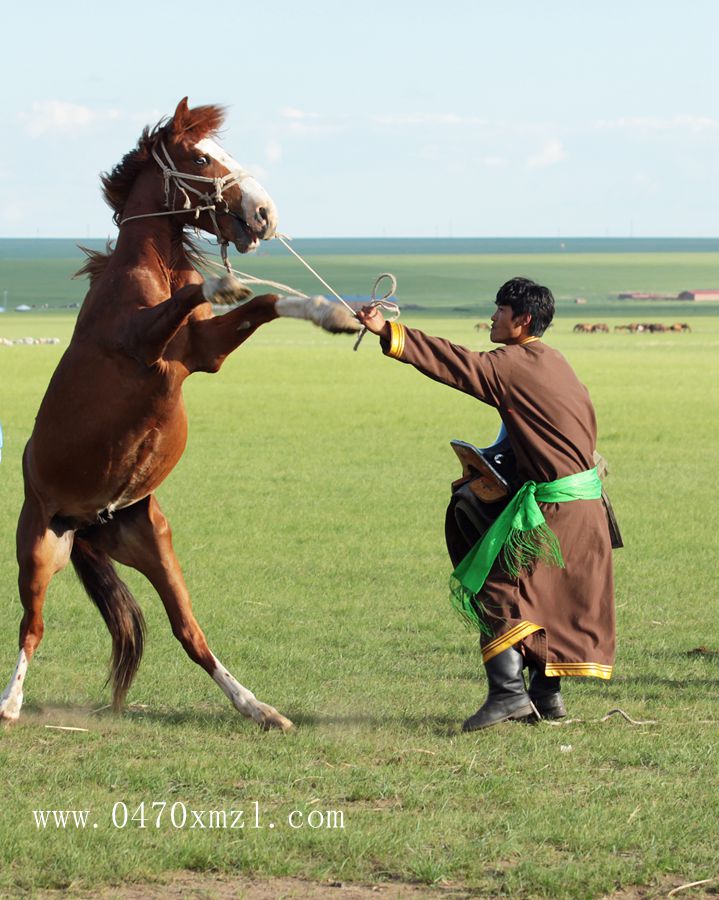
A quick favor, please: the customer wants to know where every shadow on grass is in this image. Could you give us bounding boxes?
[15,701,462,736]
[289,710,460,736]
[612,675,719,689]
[17,701,225,731]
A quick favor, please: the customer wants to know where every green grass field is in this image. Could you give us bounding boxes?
[1,256,719,897]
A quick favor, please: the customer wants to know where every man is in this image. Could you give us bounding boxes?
[356,277,615,732]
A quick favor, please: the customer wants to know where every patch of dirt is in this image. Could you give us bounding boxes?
[39,873,474,899]
[602,874,719,899]
[34,871,719,899]
[687,647,719,659]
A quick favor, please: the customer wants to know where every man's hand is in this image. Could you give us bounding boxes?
[356,305,390,338]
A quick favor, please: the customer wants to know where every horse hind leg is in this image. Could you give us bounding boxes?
[70,534,145,712]
[85,496,292,731]
[1,501,73,722]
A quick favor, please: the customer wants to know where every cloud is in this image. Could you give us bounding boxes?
[526,138,567,169]
[372,112,488,127]
[245,163,269,182]
[266,140,282,163]
[593,115,719,133]
[0,198,33,224]
[280,107,321,120]
[277,107,345,137]
[19,101,121,136]
[478,155,509,168]
[631,172,659,194]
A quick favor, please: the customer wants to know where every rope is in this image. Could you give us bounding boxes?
[200,255,309,298]
[274,233,400,351]
[545,707,658,727]
[599,707,657,726]
[352,272,400,351]
[274,234,357,314]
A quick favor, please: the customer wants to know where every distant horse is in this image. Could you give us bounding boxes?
[670,322,691,333]
[573,323,593,333]
[474,322,490,331]
[0,99,359,731]
[591,323,609,333]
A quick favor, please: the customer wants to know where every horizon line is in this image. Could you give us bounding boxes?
[2,234,719,242]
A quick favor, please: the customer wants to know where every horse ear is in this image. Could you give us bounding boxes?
[167,98,225,140]
[169,98,191,135]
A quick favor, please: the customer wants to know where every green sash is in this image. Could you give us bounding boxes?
[451,467,602,634]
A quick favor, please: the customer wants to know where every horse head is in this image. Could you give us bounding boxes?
[161,98,278,252]
[112,98,277,254]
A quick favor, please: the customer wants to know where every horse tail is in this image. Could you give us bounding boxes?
[71,535,145,712]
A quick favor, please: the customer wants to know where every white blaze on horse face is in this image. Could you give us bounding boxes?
[195,138,277,238]
[0,649,28,721]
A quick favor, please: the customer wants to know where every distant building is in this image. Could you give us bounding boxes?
[677,290,719,301]
[616,291,674,300]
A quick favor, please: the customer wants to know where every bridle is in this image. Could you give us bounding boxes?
[119,139,256,270]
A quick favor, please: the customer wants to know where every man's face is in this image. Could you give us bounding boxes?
[490,304,529,344]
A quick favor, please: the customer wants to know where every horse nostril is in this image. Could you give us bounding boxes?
[257,206,268,225]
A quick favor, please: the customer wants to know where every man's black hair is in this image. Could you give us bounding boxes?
[495,277,555,337]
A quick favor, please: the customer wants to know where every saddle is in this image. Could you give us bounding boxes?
[444,425,623,569]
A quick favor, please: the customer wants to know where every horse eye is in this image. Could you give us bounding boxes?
[194,156,209,166]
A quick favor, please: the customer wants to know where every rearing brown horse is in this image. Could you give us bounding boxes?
[0,99,359,731]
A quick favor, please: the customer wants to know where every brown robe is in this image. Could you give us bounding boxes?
[381,322,615,679]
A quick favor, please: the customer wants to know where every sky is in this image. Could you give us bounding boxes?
[1,0,718,239]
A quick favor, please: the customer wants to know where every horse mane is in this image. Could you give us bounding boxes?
[74,233,205,285]
[75,104,227,283]
[74,242,115,282]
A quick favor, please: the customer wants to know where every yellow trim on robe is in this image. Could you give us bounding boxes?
[544,662,613,680]
[481,621,542,663]
[387,321,406,359]
[482,623,613,678]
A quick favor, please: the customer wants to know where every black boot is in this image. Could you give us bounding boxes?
[462,646,539,732]
[528,666,567,719]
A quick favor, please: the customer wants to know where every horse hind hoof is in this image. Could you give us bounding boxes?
[256,704,293,732]
[0,698,23,724]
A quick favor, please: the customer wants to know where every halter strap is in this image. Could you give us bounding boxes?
[150,141,251,210]
[119,139,255,271]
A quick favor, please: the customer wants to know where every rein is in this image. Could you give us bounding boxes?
[274,234,399,350]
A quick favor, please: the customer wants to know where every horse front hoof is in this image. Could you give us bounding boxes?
[203,274,252,306]
[322,307,363,335]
